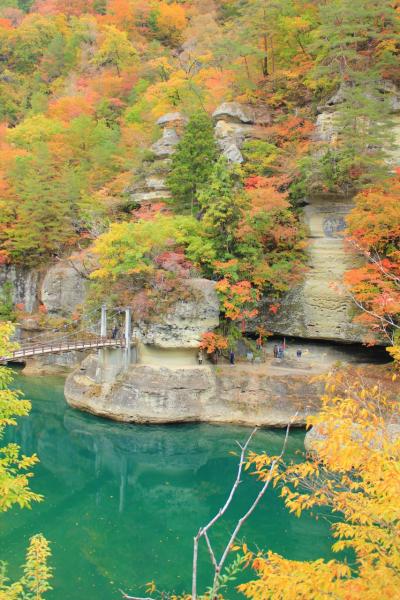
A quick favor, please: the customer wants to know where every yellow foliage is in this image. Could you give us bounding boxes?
[156,1,187,44]
[387,344,400,370]
[239,373,400,599]
[0,324,52,598]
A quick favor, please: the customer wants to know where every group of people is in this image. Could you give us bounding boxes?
[273,343,303,359]
[198,342,304,366]
[273,344,285,359]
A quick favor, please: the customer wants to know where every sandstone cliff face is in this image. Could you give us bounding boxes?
[65,356,323,427]
[0,257,87,318]
[0,265,40,314]
[264,83,400,343]
[265,194,365,342]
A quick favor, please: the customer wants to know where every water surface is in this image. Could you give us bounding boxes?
[1,372,335,598]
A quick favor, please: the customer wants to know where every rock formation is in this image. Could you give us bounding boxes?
[265,83,400,343]
[127,112,187,205]
[65,356,322,427]
[0,265,40,314]
[133,278,219,348]
[41,261,87,316]
[0,255,89,373]
[212,101,271,163]
[265,194,365,342]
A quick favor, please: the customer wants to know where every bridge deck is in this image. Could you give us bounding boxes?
[1,338,127,362]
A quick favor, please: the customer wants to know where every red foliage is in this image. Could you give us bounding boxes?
[48,95,97,121]
[216,278,260,321]
[33,0,95,16]
[269,303,280,314]
[0,18,13,30]
[344,176,400,339]
[154,248,193,277]
[0,250,10,265]
[199,332,228,354]
[132,201,171,221]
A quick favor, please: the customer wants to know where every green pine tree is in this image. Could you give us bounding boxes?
[6,144,75,265]
[167,111,218,215]
[312,0,398,192]
[199,157,247,258]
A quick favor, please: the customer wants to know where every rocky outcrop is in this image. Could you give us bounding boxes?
[0,266,40,313]
[0,256,89,373]
[212,102,271,125]
[265,194,365,342]
[156,111,188,129]
[0,256,88,319]
[127,113,189,205]
[151,127,180,158]
[212,101,271,163]
[23,350,89,375]
[65,357,322,426]
[133,278,219,348]
[214,119,253,163]
[41,261,87,316]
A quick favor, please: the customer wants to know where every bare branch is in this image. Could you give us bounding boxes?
[204,531,218,571]
[210,418,294,597]
[192,427,258,599]
[120,591,155,600]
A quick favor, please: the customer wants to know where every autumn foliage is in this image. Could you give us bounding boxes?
[345,176,400,345]
[238,372,400,599]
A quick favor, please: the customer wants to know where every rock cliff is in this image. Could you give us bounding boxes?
[133,278,219,348]
[0,255,88,373]
[264,194,365,342]
[125,101,376,345]
[65,355,322,427]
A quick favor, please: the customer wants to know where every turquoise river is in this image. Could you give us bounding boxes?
[0,372,335,599]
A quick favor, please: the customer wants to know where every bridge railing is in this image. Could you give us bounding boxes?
[1,335,127,362]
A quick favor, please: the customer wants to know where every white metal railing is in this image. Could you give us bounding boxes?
[0,336,127,362]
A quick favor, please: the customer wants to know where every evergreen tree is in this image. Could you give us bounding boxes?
[313,0,398,191]
[167,111,218,215]
[6,144,75,264]
[199,157,246,258]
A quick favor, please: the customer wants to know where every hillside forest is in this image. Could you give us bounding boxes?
[0,2,400,599]
[0,0,399,350]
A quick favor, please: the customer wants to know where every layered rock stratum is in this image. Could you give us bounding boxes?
[65,356,323,427]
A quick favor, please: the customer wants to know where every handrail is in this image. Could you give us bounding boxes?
[0,337,130,362]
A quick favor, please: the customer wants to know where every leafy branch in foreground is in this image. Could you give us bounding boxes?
[0,322,52,599]
[239,372,400,599]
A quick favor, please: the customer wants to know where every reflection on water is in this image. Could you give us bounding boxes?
[0,373,334,599]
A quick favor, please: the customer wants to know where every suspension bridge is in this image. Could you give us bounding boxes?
[1,305,134,364]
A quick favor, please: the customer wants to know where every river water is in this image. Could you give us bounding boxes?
[0,372,335,599]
